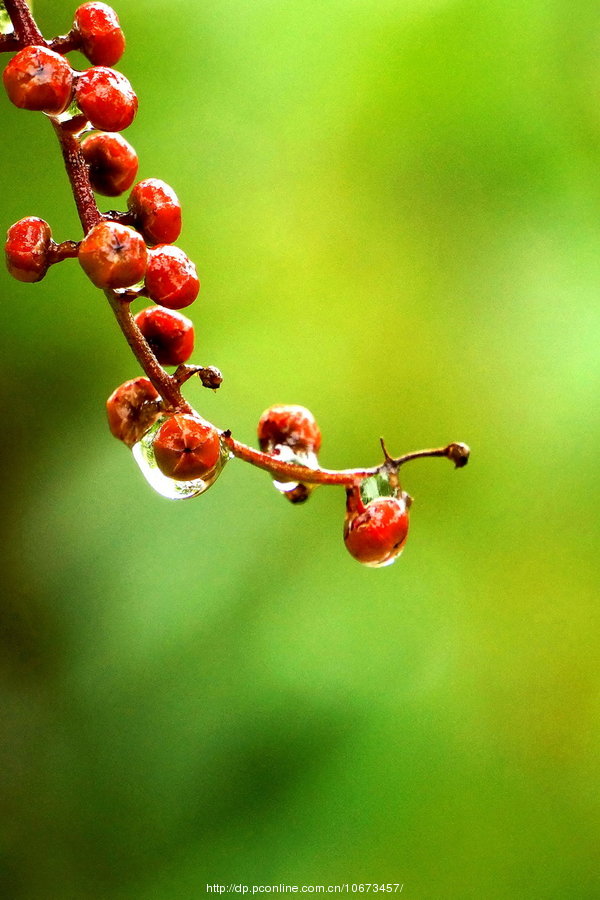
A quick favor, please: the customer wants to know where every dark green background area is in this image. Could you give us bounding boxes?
[1,1,599,897]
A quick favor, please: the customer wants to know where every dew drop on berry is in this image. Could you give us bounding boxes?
[270,443,319,497]
[131,415,229,499]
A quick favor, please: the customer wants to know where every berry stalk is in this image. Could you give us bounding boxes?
[3,0,43,46]
[222,435,469,487]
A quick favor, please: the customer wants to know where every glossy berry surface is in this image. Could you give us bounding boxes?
[106,376,160,447]
[81,131,138,196]
[153,414,222,481]
[78,220,147,289]
[134,306,194,366]
[144,245,199,309]
[257,405,322,453]
[3,45,73,114]
[75,66,137,132]
[5,217,52,283]
[127,179,182,245]
[74,2,125,67]
[344,495,410,568]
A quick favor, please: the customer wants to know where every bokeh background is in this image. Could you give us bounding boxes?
[1,0,599,896]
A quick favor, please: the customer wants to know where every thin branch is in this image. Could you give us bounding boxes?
[4,0,43,46]
[106,292,193,413]
[222,436,470,485]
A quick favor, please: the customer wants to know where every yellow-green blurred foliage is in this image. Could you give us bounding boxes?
[1,1,599,897]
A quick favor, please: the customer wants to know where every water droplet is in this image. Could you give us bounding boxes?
[132,416,228,500]
[359,472,395,505]
[272,444,319,502]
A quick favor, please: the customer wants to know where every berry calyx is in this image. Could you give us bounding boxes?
[152,414,222,481]
[127,179,182,245]
[257,405,322,454]
[75,66,137,132]
[5,216,52,283]
[144,245,199,309]
[134,306,194,366]
[3,45,73,114]
[344,493,410,568]
[74,2,125,67]
[81,131,138,196]
[106,376,161,447]
[78,220,147,289]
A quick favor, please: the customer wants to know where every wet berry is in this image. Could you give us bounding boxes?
[127,178,181,245]
[106,376,161,447]
[78,220,147,289]
[74,2,125,67]
[81,131,138,196]
[5,216,53,283]
[144,245,199,309]
[3,45,73,114]
[344,494,410,568]
[75,66,137,132]
[134,306,194,366]
[258,405,321,454]
[153,414,222,481]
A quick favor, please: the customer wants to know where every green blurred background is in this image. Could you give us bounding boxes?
[1,0,599,896]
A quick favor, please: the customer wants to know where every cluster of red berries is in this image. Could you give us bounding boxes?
[258,404,409,565]
[3,2,199,372]
[3,1,469,568]
[106,386,409,565]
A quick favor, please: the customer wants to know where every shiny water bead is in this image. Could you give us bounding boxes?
[132,415,228,500]
[268,442,319,498]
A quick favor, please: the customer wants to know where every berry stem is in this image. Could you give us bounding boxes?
[49,239,80,263]
[49,31,79,55]
[51,123,102,233]
[3,0,43,46]
[105,291,193,413]
[221,435,469,486]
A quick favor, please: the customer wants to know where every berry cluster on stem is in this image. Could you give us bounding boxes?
[1,0,470,567]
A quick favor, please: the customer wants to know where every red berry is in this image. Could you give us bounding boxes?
[74,2,125,67]
[152,414,222,481]
[78,220,147,289]
[144,245,199,309]
[344,495,410,568]
[257,405,321,453]
[75,66,137,132]
[106,376,161,447]
[127,179,181,245]
[81,131,138,196]
[5,217,53,283]
[3,45,73,114]
[134,306,194,366]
